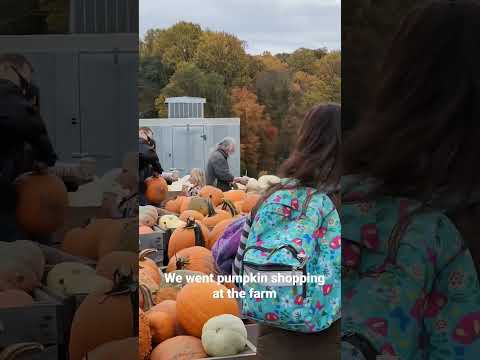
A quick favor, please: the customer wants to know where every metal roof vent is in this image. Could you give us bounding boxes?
[165,97,206,119]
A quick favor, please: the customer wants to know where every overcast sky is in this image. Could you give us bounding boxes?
[140,0,341,55]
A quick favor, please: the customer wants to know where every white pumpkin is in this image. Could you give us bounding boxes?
[158,214,185,231]
[246,178,261,193]
[201,314,248,357]
[257,175,281,190]
[46,262,112,296]
[0,241,45,284]
[139,205,158,227]
[0,260,39,292]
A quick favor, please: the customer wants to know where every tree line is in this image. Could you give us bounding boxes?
[139,21,341,177]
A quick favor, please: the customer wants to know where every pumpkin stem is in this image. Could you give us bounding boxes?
[185,217,196,229]
[207,198,217,217]
[139,284,155,312]
[222,200,238,216]
[139,249,158,261]
[175,256,190,270]
[193,221,205,247]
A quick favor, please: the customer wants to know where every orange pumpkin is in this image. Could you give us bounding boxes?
[203,209,232,229]
[139,225,154,234]
[95,220,129,259]
[148,311,176,344]
[96,251,138,281]
[155,287,180,303]
[176,282,240,337]
[179,210,205,222]
[15,173,68,235]
[140,284,155,312]
[0,289,34,308]
[167,219,209,258]
[223,190,246,202]
[145,177,168,205]
[167,246,215,274]
[61,226,97,259]
[139,249,161,285]
[82,337,137,360]
[242,193,261,213]
[179,197,192,214]
[148,300,184,335]
[199,186,224,206]
[139,309,152,360]
[207,218,235,249]
[234,201,244,213]
[150,336,206,360]
[165,196,186,213]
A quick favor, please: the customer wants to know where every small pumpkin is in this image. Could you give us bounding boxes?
[0,289,34,308]
[145,177,168,205]
[158,214,185,231]
[234,201,244,213]
[139,309,152,360]
[139,249,162,285]
[179,210,205,222]
[15,172,68,235]
[167,218,209,258]
[176,282,240,337]
[155,287,181,303]
[199,185,224,207]
[207,218,235,249]
[242,193,261,213]
[139,225,154,234]
[223,190,246,202]
[150,336,207,360]
[81,337,137,360]
[203,209,232,229]
[148,311,176,344]
[96,251,138,281]
[167,247,215,274]
[165,196,186,213]
[201,314,248,357]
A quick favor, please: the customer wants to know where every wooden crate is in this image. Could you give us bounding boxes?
[139,227,172,266]
[0,345,60,360]
[200,340,256,359]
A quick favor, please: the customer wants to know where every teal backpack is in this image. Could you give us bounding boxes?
[238,184,341,332]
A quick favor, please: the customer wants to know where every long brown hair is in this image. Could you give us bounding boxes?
[253,103,341,215]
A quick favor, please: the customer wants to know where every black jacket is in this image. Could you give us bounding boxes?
[206,149,234,192]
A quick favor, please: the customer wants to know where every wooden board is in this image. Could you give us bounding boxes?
[139,227,172,266]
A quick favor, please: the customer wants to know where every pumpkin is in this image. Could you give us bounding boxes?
[201,314,248,357]
[139,205,158,227]
[233,201,244,213]
[155,287,180,303]
[179,197,191,214]
[139,249,162,285]
[150,336,207,360]
[145,177,168,205]
[0,289,34,308]
[242,193,261,213]
[96,251,138,281]
[0,260,39,292]
[46,262,112,297]
[69,272,137,360]
[187,197,211,216]
[1,241,45,281]
[139,310,152,360]
[148,311,176,344]
[223,190,246,202]
[139,225,154,234]
[158,215,185,231]
[140,269,160,293]
[176,282,240,337]
[148,300,184,335]
[81,337,137,360]
[61,226,98,259]
[203,209,231,229]
[96,219,132,259]
[179,210,205,222]
[207,218,235,249]
[165,196,186,213]
[167,247,215,274]
[140,284,155,312]
[199,186,224,207]
[246,178,261,193]
[15,173,68,235]
[167,219,209,258]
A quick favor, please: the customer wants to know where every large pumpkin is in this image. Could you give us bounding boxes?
[15,173,68,235]
[167,246,215,274]
[199,186,224,207]
[154,287,181,304]
[96,251,138,281]
[145,177,168,205]
[223,190,246,202]
[207,218,235,249]
[150,336,207,360]
[148,311,176,344]
[167,219,209,258]
[139,309,152,360]
[82,337,137,360]
[242,193,261,213]
[176,283,240,337]
[68,273,137,360]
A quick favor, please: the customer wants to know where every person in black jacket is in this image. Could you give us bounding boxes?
[0,54,57,240]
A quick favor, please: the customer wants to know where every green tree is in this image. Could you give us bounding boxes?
[194,31,250,88]
[286,48,321,75]
[255,70,291,128]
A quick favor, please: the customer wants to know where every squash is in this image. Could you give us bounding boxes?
[199,186,224,207]
[242,193,261,213]
[150,336,207,360]
[96,219,132,259]
[139,249,162,285]
[139,309,152,360]
[140,269,160,293]
[15,172,68,235]
[148,300,184,335]
[61,226,98,259]
[46,262,112,297]
[2,241,45,281]
[81,337,137,360]
[167,218,209,258]
[158,215,185,231]
[145,177,168,205]
[207,218,235,249]
[139,225,153,234]
[201,314,248,357]
[187,197,211,216]
[167,247,215,274]
[139,205,158,227]
[223,190,246,202]
[203,209,232,229]
[155,287,181,303]
[165,196,186,213]
[69,271,137,360]
[96,251,138,281]
[176,282,240,337]
[0,260,39,292]
[0,289,34,308]
[179,210,205,222]
[148,311,176,344]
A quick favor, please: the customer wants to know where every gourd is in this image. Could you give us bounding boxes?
[148,311,176,344]
[242,193,261,213]
[145,177,168,205]
[139,205,159,227]
[201,314,248,357]
[15,172,68,235]
[176,282,240,337]
[179,210,205,222]
[167,247,215,274]
[46,262,112,297]
[96,251,138,281]
[207,218,235,249]
[139,310,152,360]
[167,219,209,258]
[199,186,224,207]
[150,336,207,360]
[0,289,34,308]
[81,337,137,360]
[223,190,246,202]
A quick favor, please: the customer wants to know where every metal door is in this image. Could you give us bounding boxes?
[151,126,173,171]
[171,125,206,177]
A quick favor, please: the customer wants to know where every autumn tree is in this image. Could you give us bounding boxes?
[194,32,250,88]
[255,70,290,128]
[139,57,173,118]
[286,48,324,75]
[258,52,289,73]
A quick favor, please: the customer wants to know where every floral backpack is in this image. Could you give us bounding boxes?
[238,183,341,333]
